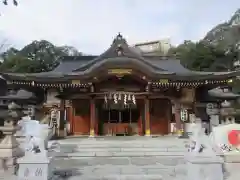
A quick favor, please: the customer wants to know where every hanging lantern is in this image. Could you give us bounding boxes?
[180,109,188,121]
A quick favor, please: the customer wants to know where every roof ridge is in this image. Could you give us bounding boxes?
[60,55,97,62]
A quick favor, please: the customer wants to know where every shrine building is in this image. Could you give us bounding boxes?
[0,34,238,137]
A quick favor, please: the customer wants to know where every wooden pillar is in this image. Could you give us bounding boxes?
[90,98,96,137]
[58,99,66,137]
[174,102,182,135]
[145,98,151,136]
[69,103,74,135]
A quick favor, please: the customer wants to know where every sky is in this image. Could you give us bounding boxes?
[0,0,240,54]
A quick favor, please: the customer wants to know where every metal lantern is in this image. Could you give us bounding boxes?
[206,103,219,115]
[180,109,188,122]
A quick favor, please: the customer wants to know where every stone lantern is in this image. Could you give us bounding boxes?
[208,86,240,125]
[0,89,36,173]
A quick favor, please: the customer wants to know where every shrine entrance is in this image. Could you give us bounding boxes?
[96,93,143,136]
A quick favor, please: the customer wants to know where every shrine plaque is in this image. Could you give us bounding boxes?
[159,79,169,83]
[71,80,80,84]
[108,69,132,75]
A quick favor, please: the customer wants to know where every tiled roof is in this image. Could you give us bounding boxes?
[0,34,238,81]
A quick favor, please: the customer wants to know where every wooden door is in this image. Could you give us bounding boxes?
[72,99,90,135]
[150,99,170,135]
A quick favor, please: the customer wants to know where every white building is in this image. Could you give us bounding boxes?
[133,39,171,55]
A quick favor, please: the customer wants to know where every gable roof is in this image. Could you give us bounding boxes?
[53,56,190,74]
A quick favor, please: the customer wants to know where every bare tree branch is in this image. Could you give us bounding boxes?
[2,0,18,6]
[0,39,10,52]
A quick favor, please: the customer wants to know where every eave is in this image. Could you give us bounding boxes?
[1,69,238,81]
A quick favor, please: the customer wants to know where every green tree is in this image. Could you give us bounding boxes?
[169,41,196,67]
[168,41,229,71]
[0,55,35,73]
[0,40,83,73]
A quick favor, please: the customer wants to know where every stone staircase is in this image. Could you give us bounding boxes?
[51,136,188,180]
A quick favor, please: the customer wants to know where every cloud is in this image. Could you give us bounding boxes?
[0,0,240,54]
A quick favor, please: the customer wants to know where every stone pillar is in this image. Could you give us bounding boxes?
[58,99,65,137]
[89,98,96,137]
[174,102,182,135]
[185,154,224,180]
[144,98,151,136]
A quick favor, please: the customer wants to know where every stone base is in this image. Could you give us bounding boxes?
[223,152,240,163]
[17,153,53,180]
[178,132,189,139]
[0,146,23,173]
[0,157,17,174]
[88,135,95,138]
[58,129,65,138]
[185,154,224,180]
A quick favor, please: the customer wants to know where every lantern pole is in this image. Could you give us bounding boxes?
[179,109,189,139]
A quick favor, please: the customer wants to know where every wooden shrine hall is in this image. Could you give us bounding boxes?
[0,34,238,137]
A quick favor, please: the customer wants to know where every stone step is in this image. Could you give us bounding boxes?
[58,142,187,145]
[55,151,186,157]
[52,157,185,168]
[54,139,187,157]
[74,147,186,152]
[64,174,179,180]
[58,143,187,150]
[73,144,186,148]
[54,165,186,180]
[57,137,187,147]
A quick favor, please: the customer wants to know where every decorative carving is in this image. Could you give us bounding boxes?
[25,135,42,154]
[116,33,123,40]
[116,44,123,56]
